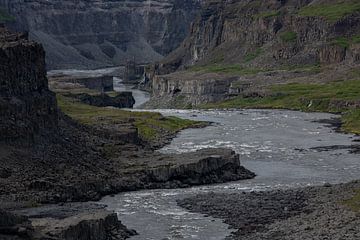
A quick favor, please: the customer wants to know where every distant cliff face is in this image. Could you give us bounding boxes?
[160,0,360,72]
[144,0,360,108]
[0,27,58,143]
[0,0,202,70]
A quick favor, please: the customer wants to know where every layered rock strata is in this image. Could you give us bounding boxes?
[0,0,202,69]
[145,0,360,108]
[0,27,58,144]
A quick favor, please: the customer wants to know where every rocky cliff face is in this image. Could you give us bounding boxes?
[162,0,360,71]
[0,0,202,70]
[0,27,58,144]
[145,0,360,108]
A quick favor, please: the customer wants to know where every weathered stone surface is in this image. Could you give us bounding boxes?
[0,210,34,239]
[147,148,255,186]
[0,27,58,144]
[0,0,202,69]
[65,92,136,109]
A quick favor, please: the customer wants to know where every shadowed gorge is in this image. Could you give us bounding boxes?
[0,0,202,69]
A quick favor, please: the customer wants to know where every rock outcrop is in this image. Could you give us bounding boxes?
[162,0,360,71]
[0,27,58,144]
[147,148,255,187]
[145,0,360,108]
[0,0,202,70]
[65,92,136,109]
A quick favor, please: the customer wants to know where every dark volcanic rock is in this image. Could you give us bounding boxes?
[65,92,136,109]
[0,0,202,69]
[0,27,58,144]
[147,148,255,187]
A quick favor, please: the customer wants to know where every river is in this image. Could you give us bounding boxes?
[51,69,360,240]
[101,78,360,240]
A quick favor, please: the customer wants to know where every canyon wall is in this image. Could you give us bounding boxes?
[145,0,360,108]
[0,27,58,144]
[0,0,202,70]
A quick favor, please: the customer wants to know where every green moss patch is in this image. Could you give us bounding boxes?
[280,31,297,43]
[330,35,360,49]
[243,48,263,63]
[57,95,205,142]
[190,64,265,75]
[254,11,280,19]
[298,2,360,22]
[0,8,15,23]
[343,189,360,212]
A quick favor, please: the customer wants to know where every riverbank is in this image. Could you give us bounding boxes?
[200,79,360,135]
[178,180,360,239]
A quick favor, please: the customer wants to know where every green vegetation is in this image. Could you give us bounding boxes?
[330,35,360,48]
[332,37,351,48]
[190,63,322,76]
[343,189,360,211]
[254,11,280,19]
[57,95,205,142]
[201,80,360,134]
[298,1,360,22]
[243,48,263,63]
[190,64,265,75]
[280,31,297,43]
[0,8,15,23]
[353,35,360,44]
[342,110,360,135]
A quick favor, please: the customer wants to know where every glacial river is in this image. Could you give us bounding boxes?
[100,80,360,240]
[52,69,360,239]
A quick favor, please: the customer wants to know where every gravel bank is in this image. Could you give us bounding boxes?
[178,181,360,240]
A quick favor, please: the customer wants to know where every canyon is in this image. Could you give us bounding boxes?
[144,0,360,108]
[0,0,202,70]
[0,26,254,239]
[1,0,360,239]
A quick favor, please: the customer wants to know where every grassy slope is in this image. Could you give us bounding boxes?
[201,80,360,134]
[57,95,205,142]
[298,1,360,22]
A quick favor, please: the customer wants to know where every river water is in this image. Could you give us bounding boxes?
[101,80,360,240]
[52,69,360,240]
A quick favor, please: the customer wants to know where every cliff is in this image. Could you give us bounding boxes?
[0,26,58,144]
[0,0,202,70]
[145,0,360,108]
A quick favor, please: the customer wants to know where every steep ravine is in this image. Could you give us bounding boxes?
[0,0,202,69]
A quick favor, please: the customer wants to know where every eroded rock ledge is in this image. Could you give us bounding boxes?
[146,148,255,188]
[1,204,137,240]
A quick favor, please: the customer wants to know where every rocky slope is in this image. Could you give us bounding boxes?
[179,181,360,240]
[0,0,202,70]
[144,0,360,108]
[0,26,255,239]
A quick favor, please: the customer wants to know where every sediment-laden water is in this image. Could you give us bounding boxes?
[54,68,360,240]
[101,109,360,240]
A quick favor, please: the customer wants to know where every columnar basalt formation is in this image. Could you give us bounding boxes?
[0,27,58,144]
[0,0,202,69]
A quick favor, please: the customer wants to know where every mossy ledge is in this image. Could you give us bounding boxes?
[57,94,207,146]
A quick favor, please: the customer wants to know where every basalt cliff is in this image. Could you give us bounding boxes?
[0,0,202,70]
[144,0,360,108]
[0,26,254,239]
